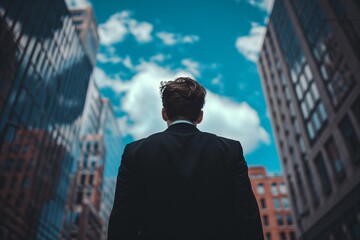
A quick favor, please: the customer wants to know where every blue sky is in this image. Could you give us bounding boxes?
[66,0,281,173]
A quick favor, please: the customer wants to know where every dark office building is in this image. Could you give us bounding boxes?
[0,0,94,239]
[257,1,360,239]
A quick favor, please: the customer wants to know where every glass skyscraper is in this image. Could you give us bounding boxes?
[258,0,360,239]
[0,0,95,239]
[66,81,122,239]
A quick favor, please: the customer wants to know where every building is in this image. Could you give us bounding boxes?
[0,0,95,239]
[69,134,105,240]
[70,6,99,66]
[98,98,122,239]
[257,1,360,239]
[249,167,296,240]
[65,77,122,239]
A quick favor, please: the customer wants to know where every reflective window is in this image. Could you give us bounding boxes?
[257,183,265,194]
[315,153,332,195]
[325,137,346,181]
[286,214,293,225]
[274,198,281,210]
[271,183,278,195]
[282,198,290,209]
[277,214,284,226]
[279,182,287,194]
[339,116,360,164]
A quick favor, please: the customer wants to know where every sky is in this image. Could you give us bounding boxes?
[66,0,281,173]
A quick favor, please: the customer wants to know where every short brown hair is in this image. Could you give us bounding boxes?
[160,77,206,122]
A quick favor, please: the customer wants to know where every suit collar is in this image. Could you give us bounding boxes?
[165,123,200,133]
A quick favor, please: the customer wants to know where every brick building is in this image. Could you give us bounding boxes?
[249,166,296,240]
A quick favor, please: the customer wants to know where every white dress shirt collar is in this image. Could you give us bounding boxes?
[171,120,194,126]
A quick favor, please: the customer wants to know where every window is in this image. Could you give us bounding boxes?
[318,102,327,122]
[325,137,346,181]
[279,232,286,240]
[271,183,278,195]
[22,176,30,189]
[80,174,86,185]
[266,232,271,240]
[282,198,289,209]
[257,183,265,194]
[276,214,284,226]
[299,137,306,153]
[274,198,281,210]
[76,191,83,204]
[307,122,315,140]
[301,102,309,119]
[263,215,269,226]
[279,182,287,194]
[89,174,94,185]
[260,198,266,209]
[315,153,332,195]
[286,214,293,225]
[304,64,313,81]
[339,116,360,164]
[289,232,296,240]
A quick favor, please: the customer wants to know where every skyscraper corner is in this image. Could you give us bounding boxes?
[257,0,360,239]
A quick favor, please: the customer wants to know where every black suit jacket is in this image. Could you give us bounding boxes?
[108,123,264,240]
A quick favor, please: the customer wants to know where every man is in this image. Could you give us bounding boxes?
[108,77,264,240]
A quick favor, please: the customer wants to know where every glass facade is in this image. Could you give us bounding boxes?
[0,0,93,239]
[98,99,122,227]
[272,0,328,144]
[293,0,356,109]
[259,1,360,239]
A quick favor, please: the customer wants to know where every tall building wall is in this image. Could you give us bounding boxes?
[0,0,94,239]
[70,7,99,67]
[98,98,122,239]
[258,1,360,239]
[249,167,296,240]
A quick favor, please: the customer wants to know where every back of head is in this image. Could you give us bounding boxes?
[160,77,206,122]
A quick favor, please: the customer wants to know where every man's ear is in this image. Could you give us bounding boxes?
[162,108,168,121]
[197,110,203,124]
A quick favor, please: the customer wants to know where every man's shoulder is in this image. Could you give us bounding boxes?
[200,131,240,144]
[125,130,242,150]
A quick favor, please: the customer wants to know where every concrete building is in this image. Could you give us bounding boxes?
[0,0,95,238]
[257,1,360,239]
[249,167,296,240]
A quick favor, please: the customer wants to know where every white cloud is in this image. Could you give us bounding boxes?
[123,55,134,70]
[97,49,122,64]
[157,32,199,46]
[98,12,129,45]
[235,22,266,62]
[96,59,270,154]
[211,74,224,92]
[128,19,153,43]
[98,11,153,45]
[181,59,201,77]
[93,67,128,92]
[201,93,270,153]
[150,53,169,62]
[65,0,91,8]
[249,0,274,13]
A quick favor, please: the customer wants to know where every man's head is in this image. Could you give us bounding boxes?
[160,77,206,125]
